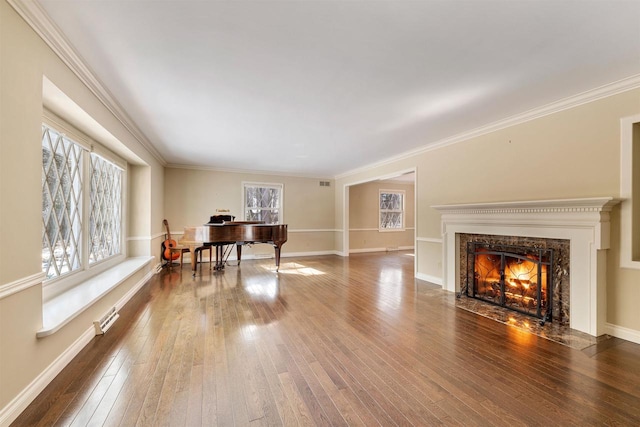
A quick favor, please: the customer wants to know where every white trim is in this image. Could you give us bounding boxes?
[167,163,334,180]
[433,197,619,337]
[415,273,443,286]
[281,250,340,258]
[0,273,46,300]
[336,75,640,180]
[0,325,96,427]
[349,248,387,254]
[417,237,443,244]
[0,264,154,427]
[604,322,640,345]
[38,257,153,337]
[127,232,165,241]
[349,246,414,254]
[43,110,127,170]
[350,227,416,232]
[432,197,619,214]
[343,168,417,187]
[287,228,338,233]
[7,0,166,166]
[619,114,640,269]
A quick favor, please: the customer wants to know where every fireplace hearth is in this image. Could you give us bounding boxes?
[465,242,553,325]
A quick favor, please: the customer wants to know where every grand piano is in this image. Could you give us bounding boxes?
[180,218,288,274]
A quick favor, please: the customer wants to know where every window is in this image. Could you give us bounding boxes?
[620,114,640,269]
[42,123,124,280]
[89,153,123,263]
[243,182,283,224]
[379,190,405,231]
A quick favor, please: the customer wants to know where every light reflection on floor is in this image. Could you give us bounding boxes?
[266,262,325,276]
[378,267,404,311]
[244,275,279,300]
[455,295,603,350]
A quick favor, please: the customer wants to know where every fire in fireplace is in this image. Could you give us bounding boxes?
[466,242,554,325]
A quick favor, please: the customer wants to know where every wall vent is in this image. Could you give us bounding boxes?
[94,307,119,335]
[319,181,331,187]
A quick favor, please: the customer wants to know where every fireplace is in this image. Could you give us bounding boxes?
[460,233,569,325]
[432,198,618,336]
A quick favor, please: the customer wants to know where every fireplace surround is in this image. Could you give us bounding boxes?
[433,198,618,336]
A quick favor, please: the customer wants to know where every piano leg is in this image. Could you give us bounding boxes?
[236,244,242,265]
[189,244,198,276]
[214,245,225,270]
[274,244,282,272]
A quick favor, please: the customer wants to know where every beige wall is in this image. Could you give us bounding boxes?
[336,88,640,335]
[0,1,164,417]
[349,180,415,251]
[164,168,336,257]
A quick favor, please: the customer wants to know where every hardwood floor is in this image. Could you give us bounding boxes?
[12,252,640,426]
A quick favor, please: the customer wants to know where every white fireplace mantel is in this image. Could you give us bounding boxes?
[432,197,619,336]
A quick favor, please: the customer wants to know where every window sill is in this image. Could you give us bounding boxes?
[37,256,153,338]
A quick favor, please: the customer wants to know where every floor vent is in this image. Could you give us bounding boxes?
[94,307,119,335]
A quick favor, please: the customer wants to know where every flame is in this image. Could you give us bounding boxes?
[474,250,548,311]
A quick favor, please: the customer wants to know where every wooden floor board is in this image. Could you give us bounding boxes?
[11,252,640,426]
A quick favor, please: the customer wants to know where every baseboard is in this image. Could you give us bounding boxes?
[281,250,339,258]
[415,272,443,286]
[115,269,154,312]
[349,246,414,254]
[0,265,154,427]
[604,322,640,344]
[0,326,95,427]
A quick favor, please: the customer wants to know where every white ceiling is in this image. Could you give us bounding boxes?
[35,0,640,177]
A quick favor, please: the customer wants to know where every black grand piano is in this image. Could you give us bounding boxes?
[180,215,288,274]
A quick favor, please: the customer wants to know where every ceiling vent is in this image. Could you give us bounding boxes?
[319,181,331,187]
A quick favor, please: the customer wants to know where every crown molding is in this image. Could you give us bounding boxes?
[336,74,640,180]
[166,163,334,181]
[8,0,167,166]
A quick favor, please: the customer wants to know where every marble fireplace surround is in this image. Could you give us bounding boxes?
[433,198,619,337]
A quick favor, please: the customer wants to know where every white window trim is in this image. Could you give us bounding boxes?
[42,113,127,301]
[620,114,640,269]
[242,181,284,224]
[379,189,405,232]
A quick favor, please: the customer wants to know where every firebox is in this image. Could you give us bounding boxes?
[466,242,554,325]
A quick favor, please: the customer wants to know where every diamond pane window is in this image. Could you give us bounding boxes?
[42,125,84,279]
[244,183,283,224]
[379,190,405,230]
[89,154,122,263]
[42,122,125,281]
